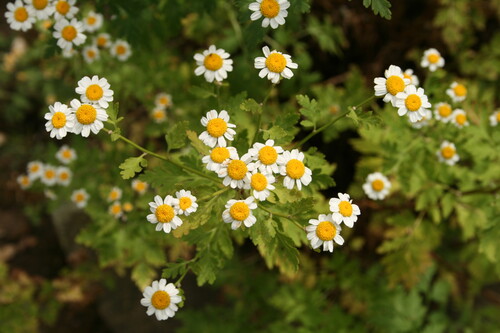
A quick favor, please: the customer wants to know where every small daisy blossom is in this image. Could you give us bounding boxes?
[279,149,312,191]
[434,102,453,122]
[132,179,148,195]
[83,11,103,32]
[373,65,411,106]
[410,108,432,129]
[53,0,78,20]
[110,39,132,61]
[202,146,238,173]
[140,279,182,321]
[29,0,54,20]
[107,186,122,202]
[44,102,74,140]
[245,168,276,201]
[82,45,100,63]
[147,195,182,233]
[306,214,344,252]
[362,172,391,200]
[155,93,173,109]
[421,48,445,72]
[17,174,32,189]
[69,99,108,137]
[71,189,89,208]
[329,193,361,228]
[75,75,114,109]
[437,141,460,166]
[109,202,123,218]
[254,46,297,84]
[151,107,167,123]
[246,139,284,174]
[222,197,258,230]
[489,110,500,127]
[249,0,290,29]
[56,145,77,164]
[123,202,133,212]
[194,45,233,83]
[395,85,432,123]
[56,166,72,186]
[451,109,469,128]
[403,69,419,86]
[174,190,198,216]
[217,153,253,189]
[40,164,58,186]
[27,161,44,180]
[446,81,467,103]
[5,1,36,32]
[199,110,236,148]
[53,18,86,51]
[95,33,111,48]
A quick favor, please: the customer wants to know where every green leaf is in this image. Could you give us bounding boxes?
[262,125,288,141]
[190,85,216,99]
[162,260,189,280]
[361,0,392,20]
[187,130,210,155]
[166,121,189,151]
[131,262,157,288]
[119,156,148,179]
[297,94,320,128]
[240,98,262,114]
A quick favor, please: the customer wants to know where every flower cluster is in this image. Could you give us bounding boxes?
[150,92,173,124]
[147,191,198,234]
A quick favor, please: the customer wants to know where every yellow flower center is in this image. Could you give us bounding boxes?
[229,202,250,221]
[151,290,170,310]
[258,146,278,165]
[155,204,175,223]
[87,16,96,25]
[109,190,119,200]
[61,25,77,41]
[56,0,70,14]
[75,193,85,202]
[85,84,104,101]
[159,96,169,105]
[260,0,280,18]
[227,160,248,180]
[339,201,353,217]
[45,169,55,179]
[59,172,69,180]
[97,36,107,47]
[210,147,230,163]
[116,45,126,55]
[438,104,452,117]
[153,110,165,120]
[371,179,384,191]
[453,84,467,97]
[427,53,439,64]
[456,113,467,125]
[14,7,28,22]
[403,73,411,80]
[286,159,305,179]
[179,197,192,210]
[203,53,223,71]
[123,202,133,212]
[316,221,336,241]
[134,182,146,192]
[250,173,268,191]
[385,76,405,96]
[265,53,286,73]
[21,176,30,185]
[51,112,67,129]
[111,204,121,215]
[76,104,97,125]
[87,49,96,58]
[405,94,422,112]
[496,113,500,122]
[441,146,455,159]
[30,165,40,172]
[206,118,227,138]
[33,0,48,10]
[62,150,72,159]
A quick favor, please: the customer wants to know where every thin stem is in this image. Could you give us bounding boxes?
[197,187,230,202]
[105,129,168,161]
[166,158,221,184]
[252,84,275,145]
[259,204,304,230]
[175,267,190,287]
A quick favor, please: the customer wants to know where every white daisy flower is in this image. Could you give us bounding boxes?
[56,145,77,164]
[434,102,453,123]
[437,141,460,166]
[249,0,290,29]
[194,45,233,83]
[199,110,236,148]
[27,161,43,180]
[222,197,258,230]
[5,1,36,32]
[82,45,100,63]
[56,166,72,186]
[306,214,344,252]
[147,195,182,233]
[155,93,173,109]
[279,149,312,191]
[489,110,500,127]
[217,153,253,189]
[373,65,411,107]
[403,68,419,86]
[29,0,54,20]
[17,174,32,190]
[394,85,432,123]
[421,48,444,72]
[410,108,432,129]
[110,39,132,61]
[246,168,275,201]
[451,109,469,128]
[94,33,111,48]
[246,139,284,174]
[109,202,123,218]
[362,172,391,200]
[44,102,74,140]
[329,193,361,228]
[53,18,86,51]
[140,279,182,321]
[75,75,114,109]
[202,146,238,173]
[40,164,58,186]
[69,99,108,137]
[446,81,467,103]
[174,190,198,216]
[151,107,167,123]
[132,179,148,195]
[254,46,297,84]
[83,11,103,32]
[107,186,122,202]
[71,188,89,208]
[53,0,78,20]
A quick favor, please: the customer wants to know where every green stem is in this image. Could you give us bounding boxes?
[252,84,275,145]
[197,187,230,202]
[259,204,304,230]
